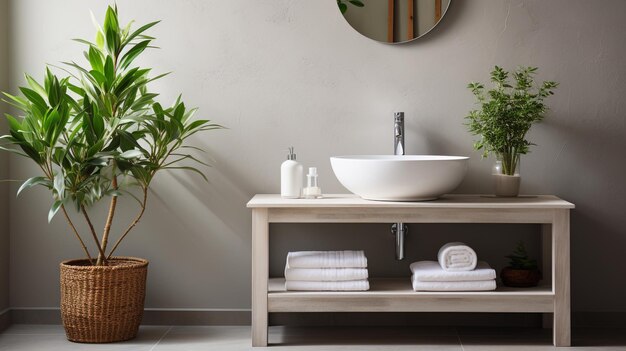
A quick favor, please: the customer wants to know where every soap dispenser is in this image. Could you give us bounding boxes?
[303,167,322,199]
[281,147,303,198]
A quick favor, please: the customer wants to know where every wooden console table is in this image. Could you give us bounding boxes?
[247,194,574,347]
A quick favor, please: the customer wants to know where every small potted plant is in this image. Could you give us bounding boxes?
[500,241,542,287]
[1,6,220,343]
[466,66,558,196]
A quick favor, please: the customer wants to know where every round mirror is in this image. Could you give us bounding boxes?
[338,0,451,43]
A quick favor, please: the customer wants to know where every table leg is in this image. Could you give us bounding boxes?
[541,224,553,329]
[252,208,269,347]
[553,210,571,347]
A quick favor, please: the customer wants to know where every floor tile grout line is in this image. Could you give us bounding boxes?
[150,325,173,351]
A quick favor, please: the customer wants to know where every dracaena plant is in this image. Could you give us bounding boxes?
[466,66,558,175]
[0,6,221,266]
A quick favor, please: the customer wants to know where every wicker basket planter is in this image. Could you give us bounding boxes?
[60,257,148,343]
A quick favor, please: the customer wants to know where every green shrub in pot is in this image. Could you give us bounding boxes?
[466,66,558,196]
[500,241,542,288]
[0,5,221,342]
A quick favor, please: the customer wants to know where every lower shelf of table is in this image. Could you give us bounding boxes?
[268,278,554,313]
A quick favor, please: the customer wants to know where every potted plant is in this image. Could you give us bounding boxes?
[500,241,542,287]
[466,66,558,196]
[0,6,220,343]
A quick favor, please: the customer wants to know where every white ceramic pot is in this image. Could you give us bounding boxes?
[494,174,521,197]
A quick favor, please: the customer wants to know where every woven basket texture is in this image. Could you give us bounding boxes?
[60,257,148,343]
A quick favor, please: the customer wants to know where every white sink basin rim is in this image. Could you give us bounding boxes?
[330,155,469,201]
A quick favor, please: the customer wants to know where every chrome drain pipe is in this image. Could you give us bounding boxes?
[391,223,408,260]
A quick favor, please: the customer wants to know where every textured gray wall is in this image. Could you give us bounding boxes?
[5,0,626,318]
[0,0,10,314]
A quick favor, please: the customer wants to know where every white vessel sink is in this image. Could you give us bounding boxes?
[330,155,469,201]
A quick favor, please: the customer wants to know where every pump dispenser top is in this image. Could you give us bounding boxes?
[287,147,297,160]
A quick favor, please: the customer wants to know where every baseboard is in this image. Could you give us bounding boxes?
[0,308,10,332]
[10,308,61,324]
[573,312,626,328]
[5,309,626,328]
[10,308,251,326]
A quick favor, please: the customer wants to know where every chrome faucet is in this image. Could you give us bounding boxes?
[394,112,405,156]
[391,112,408,260]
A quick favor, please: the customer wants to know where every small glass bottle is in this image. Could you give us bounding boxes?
[302,167,322,199]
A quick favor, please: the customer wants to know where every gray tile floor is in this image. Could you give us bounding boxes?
[1,324,626,350]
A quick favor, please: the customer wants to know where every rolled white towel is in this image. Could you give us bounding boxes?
[437,242,477,271]
[285,280,370,291]
[286,251,367,268]
[410,261,496,282]
[411,277,496,292]
[285,267,368,281]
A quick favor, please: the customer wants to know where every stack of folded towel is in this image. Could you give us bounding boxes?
[410,242,496,291]
[284,250,369,291]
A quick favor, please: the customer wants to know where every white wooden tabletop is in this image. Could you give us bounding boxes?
[247,194,575,209]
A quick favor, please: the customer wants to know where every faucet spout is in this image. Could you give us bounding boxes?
[394,112,405,156]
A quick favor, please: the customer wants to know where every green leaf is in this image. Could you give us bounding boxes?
[120,150,143,159]
[348,0,364,7]
[166,153,210,167]
[96,30,105,49]
[118,130,142,151]
[113,67,140,95]
[24,74,47,97]
[89,70,107,86]
[48,200,63,223]
[122,19,135,38]
[103,6,119,35]
[86,157,109,166]
[17,176,52,196]
[53,172,65,197]
[122,21,159,49]
[173,102,185,121]
[104,56,115,89]
[19,87,47,112]
[105,28,119,56]
[18,143,42,164]
[338,2,347,13]
[5,114,22,133]
[88,46,104,72]
[2,92,29,112]
[119,40,150,70]
[43,109,61,145]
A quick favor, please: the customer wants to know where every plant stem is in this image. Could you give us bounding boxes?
[500,151,518,176]
[81,205,106,264]
[98,175,118,265]
[61,205,94,265]
[107,187,148,259]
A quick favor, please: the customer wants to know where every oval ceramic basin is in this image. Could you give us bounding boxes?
[330,155,469,201]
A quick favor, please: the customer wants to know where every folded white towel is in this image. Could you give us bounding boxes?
[286,251,367,268]
[285,280,370,291]
[437,242,477,271]
[410,261,496,282]
[411,277,496,291]
[284,267,369,281]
